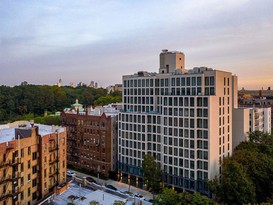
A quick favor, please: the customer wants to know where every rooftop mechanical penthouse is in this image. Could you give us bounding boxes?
[118,49,238,195]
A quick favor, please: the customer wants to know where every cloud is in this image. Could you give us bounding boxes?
[0,0,273,89]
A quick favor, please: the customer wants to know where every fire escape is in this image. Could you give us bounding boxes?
[48,137,60,193]
[0,143,22,204]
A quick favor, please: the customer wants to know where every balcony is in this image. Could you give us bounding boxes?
[11,158,21,166]
[0,175,12,185]
[0,159,11,168]
[12,172,21,180]
[6,143,14,151]
[49,146,59,152]
[49,158,59,165]
[0,190,12,201]
[49,170,59,177]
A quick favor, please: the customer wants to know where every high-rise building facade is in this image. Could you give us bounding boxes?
[0,121,66,205]
[118,50,238,195]
[61,104,119,178]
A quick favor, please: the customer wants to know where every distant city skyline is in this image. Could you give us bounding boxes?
[1,0,273,89]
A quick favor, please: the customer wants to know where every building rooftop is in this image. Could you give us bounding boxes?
[63,103,121,117]
[53,182,127,205]
[0,121,65,143]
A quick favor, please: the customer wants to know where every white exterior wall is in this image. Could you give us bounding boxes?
[232,108,250,149]
[233,106,272,149]
[263,107,271,133]
[119,51,237,194]
[208,70,234,178]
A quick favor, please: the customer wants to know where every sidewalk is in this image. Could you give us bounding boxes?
[70,169,154,201]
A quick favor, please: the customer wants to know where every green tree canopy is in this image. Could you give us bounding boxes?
[154,188,180,205]
[209,131,273,204]
[219,158,256,204]
[0,84,113,123]
[142,154,162,193]
[180,192,215,205]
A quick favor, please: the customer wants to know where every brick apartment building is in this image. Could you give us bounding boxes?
[61,104,119,179]
[0,121,67,205]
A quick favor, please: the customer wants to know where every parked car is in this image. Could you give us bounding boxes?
[134,193,145,200]
[66,171,76,177]
[105,184,118,191]
[86,177,97,184]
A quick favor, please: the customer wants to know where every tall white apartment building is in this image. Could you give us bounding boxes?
[233,106,271,149]
[118,49,238,195]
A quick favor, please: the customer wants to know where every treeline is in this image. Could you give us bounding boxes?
[209,131,273,204]
[0,83,121,123]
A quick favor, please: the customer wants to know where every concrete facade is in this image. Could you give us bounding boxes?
[233,106,271,149]
[118,50,237,195]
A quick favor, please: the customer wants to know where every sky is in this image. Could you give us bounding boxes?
[0,0,273,89]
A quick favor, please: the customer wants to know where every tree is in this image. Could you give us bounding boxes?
[180,192,215,205]
[142,154,162,194]
[94,95,121,106]
[89,201,100,205]
[154,188,180,205]
[218,158,256,204]
[209,131,273,204]
[0,84,112,123]
[232,132,273,203]
[113,201,125,205]
[67,195,76,204]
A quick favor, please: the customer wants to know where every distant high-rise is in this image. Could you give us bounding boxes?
[118,50,237,195]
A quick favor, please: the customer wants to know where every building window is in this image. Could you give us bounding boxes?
[32,166,37,174]
[32,191,37,200]
[32,152,37,160]
[21,163,24,172]
[32,178,37,187]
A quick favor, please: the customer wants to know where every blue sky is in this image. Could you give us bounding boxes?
[0,0,273,89]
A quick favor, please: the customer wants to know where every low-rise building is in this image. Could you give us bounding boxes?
[233,106,271,149]
[61,104,120,179]
[0,121,67,205]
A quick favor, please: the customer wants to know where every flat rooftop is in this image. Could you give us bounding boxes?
[53,182,127,205]
[0,121,65,143]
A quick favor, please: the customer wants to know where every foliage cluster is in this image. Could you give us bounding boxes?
[0,83,121,123]
[154,188,215,205]
[142,155,214,204]
[142,154,162,194]
[209,131,273,204]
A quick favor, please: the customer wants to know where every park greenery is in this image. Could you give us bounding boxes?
[208,131,273,204]
[144,131,273,204]
[153,188,215,205]
[0,83,121,124]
